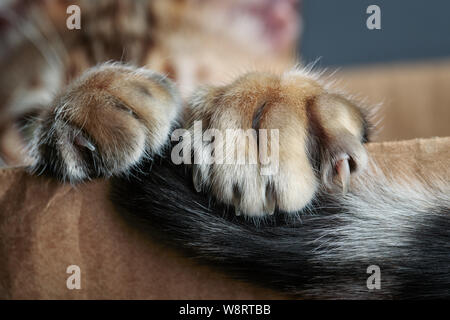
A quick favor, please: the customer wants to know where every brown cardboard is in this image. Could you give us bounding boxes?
[335,60,450,142]
[0,137,449,299]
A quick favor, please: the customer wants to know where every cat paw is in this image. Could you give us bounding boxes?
[186,70,370,217]
[29,63,181,182]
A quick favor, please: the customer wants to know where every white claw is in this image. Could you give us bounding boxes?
[336,156,350,194]
[74,135,96,151]
[265,192,276,215]
[232,194,241,216]
[192,166,202,192]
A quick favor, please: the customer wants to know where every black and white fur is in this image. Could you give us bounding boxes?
[111,150,450,299]
[23,64,450,299]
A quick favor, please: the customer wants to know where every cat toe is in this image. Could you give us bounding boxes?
[185,70,370,217]
[29,63,181,182]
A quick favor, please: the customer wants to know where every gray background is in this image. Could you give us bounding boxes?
[300,0,450,67]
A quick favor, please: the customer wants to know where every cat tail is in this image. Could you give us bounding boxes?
[111,156,450,299]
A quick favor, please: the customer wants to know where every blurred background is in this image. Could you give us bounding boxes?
[0,0,449,166]
[301,0,450,142]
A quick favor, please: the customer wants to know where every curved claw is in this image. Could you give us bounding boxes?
[232,187,241,216]
[74,134,96,152]
[192,165,202,192]
[233,198,241,216]
[264,187,276,215]
[336,156,350,194]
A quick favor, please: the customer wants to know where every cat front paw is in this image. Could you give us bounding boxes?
[186,70,370,217]
[29,63,181,182]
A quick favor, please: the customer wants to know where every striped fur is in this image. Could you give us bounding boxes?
[25,64,450,298]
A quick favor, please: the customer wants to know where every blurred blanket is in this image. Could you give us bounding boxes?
[0,137,449,299]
